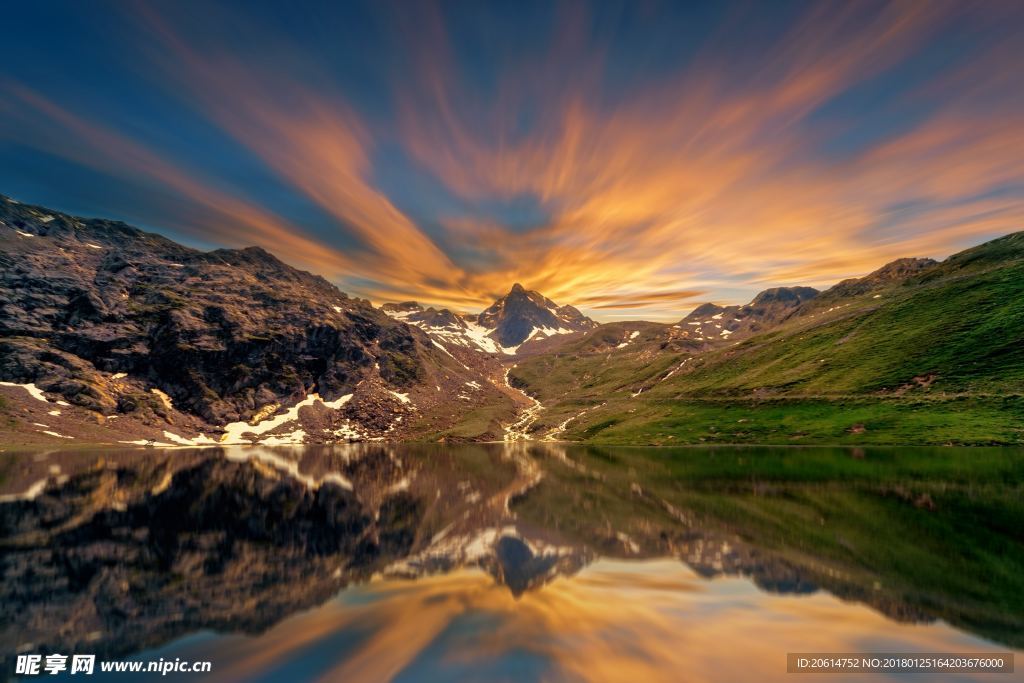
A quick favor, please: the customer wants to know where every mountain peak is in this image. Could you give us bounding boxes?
[679,287,817,343]
[476,285,597,349]
[750,286,819,307]
[824,258,938,299]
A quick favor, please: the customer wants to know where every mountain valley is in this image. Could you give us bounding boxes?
[2,194,1023,448]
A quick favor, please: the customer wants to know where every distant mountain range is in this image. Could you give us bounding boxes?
[2,193,1022,446]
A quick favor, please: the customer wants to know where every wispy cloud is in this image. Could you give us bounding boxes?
[1,1,1022,320]
[0,82,357,277]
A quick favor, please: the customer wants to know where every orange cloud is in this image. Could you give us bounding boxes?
[4,2,1023,322]
[386,1,1024,317]
[576,290,709,310]
[130,7,473,304]
[0,82,358,278]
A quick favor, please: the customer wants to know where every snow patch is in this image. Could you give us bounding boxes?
[321,393,353,409]
[382,308,414,321]
[660,357,692,382]
[0,479,49,503]
[430,340,472,371]
[150,388,174,411]
[219,392,345,444]
[0,382,50,402]
[615,329,642,349]
[462,320,503,354]
[161,430,220,446]
[332,421,366,441]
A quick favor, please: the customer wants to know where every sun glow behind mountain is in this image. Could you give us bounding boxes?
[1,1,1023,320]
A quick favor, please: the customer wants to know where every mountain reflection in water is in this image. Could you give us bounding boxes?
[1,443,1022,682]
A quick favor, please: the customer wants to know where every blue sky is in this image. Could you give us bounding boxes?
[2,0,1022,319]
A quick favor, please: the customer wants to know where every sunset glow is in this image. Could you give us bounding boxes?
[2,1,1022,319]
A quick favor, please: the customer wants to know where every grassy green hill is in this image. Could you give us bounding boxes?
[510,232,1024,445]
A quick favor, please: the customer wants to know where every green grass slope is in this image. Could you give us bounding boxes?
[511,232,1024,445]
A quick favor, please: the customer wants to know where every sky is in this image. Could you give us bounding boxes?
[1,0,1023,321]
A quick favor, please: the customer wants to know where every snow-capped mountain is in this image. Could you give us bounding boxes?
[383,283,597,356]
[381,301,506,354]
[478,283,597,347]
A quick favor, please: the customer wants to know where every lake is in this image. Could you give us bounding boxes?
[2,443,1022,682]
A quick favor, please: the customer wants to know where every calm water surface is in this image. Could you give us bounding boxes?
[2,443,1022,682]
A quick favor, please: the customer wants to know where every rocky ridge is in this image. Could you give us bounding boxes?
[0,196,516,445]
[674,286,820,343]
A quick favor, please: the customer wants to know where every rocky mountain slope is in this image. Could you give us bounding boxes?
[0,195,519,446]
[675,286,819,343]
[814,257,937,301]
[383,283,596,356]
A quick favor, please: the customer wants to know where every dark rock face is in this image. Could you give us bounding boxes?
[749,286,819,309]
[0,196,431,424]
[677,286,819,342]
[823,257,938,299]
[383,285,597,355]
[477,283,597,348]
